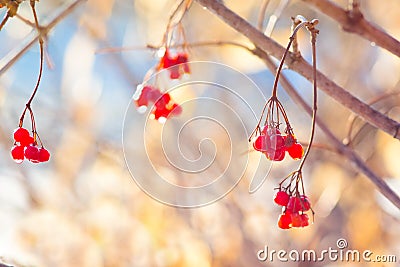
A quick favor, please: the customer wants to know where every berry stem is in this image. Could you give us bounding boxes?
[298,22,319,170]
[19,1,44,131]
[271,21,307,98]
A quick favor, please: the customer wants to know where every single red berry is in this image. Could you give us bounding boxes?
[158,49,174,69]
[278,213,292,229]
[253,135,268,152]
[176,53,190,74]
[284,134,296,148]
[291,213,309,228]
[13,127,34,146]
[176,53,188,64]
[38,147,50,162]
[134,85,152,108]
[169,66,181,79]
[287,142,304,160]
[266,147,285,161]
[300,195,311,211]
[11,145,25,163]
[274,191,290,206]
[155,93,171,108]
[25,145,40,163]
[13,127,30,142]
[287,196,302,213]
[300,214,310,227]
[290,213,302,227]
[147,88,162,103]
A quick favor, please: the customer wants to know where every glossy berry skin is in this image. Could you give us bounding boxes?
[38,148,50,162]
[300,195,311,211]
[269,134,285,150]
[25,145,40,163]
[253,135,267,152]
[134,85,162,111]
[158,50,190,79]
[266,148,285,161]
[291,213,309,228]
[274,191,290,206]
[287,196,302,213]
[278,213,292,229]
[13,127,30,142]
[11,145,25,163]
[287,143,304,160]
[13,127,34,146]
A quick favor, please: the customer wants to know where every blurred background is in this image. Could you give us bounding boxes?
[0,0,399,266]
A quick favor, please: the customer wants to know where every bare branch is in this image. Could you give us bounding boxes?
[194,0,400,140]
[0,0,87,76]
[302,0,400,58]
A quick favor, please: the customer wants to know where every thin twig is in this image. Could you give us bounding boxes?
[194,0,400,140]
[302,0,400,58]
[0,0,87,76]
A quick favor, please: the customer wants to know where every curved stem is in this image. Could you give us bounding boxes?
[19,1,44,130]
[298,28,318,170]
[271,21,307,98]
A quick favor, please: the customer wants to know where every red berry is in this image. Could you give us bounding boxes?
[158,49,174,69]
[284,134,296,148]
[170,103,182,116]
[300,214,310,227]
[25,145,40,163]
[291,213,309,228]
[176,53,188,64]
[274,191,290,206]
[155,93,171,108]
[269,134,285,150]
[266,147,285,161]
[11,145,25,163]
[13,127,30,141]
[287,143,304,160]
[134,85,152,108]
[38,147,50,162]
[169,66,181,79]
[287,196,302,213]
[278,213,292,229]
[13,127,34,146]
[300,195,311,211]
[253,135,268,152]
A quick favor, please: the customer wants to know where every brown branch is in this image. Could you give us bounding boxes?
[0,0,87,76]
[302,0,400,58]
[194,0,400,140]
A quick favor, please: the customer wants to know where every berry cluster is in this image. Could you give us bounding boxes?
[251,97,303,162]
[274,190,311,229]
[157,49,190,79]
[253,125,304,161]
[134,84,182,123]
[11,127,50,164]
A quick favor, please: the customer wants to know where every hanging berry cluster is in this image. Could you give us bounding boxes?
[11,127,50,163]
[134,0,192,123]
[134,84,182,123]
[250,16,319,229]
[5,1,51,164]
[252,101,304,161]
